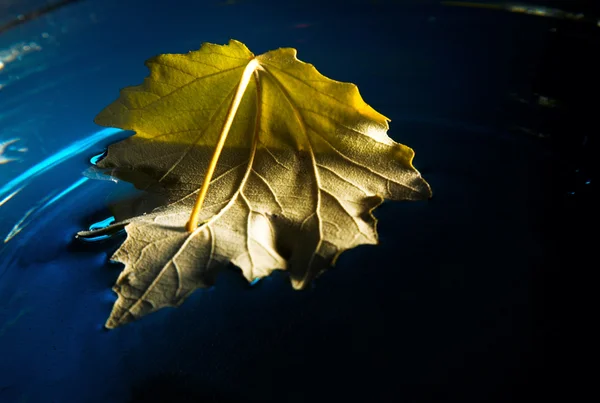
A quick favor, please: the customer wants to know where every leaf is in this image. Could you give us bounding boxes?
[79,39,431,328]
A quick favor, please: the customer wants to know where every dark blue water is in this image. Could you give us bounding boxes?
[1,1,594,402]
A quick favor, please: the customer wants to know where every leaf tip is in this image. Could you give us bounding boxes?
[227,38,255,58]
[291,278,305,290]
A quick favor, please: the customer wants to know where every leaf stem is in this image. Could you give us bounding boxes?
[186,58,261,232]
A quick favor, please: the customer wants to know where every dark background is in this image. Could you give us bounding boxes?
[0,1,595,402]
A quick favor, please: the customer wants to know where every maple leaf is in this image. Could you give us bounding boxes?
[79,39,431,328]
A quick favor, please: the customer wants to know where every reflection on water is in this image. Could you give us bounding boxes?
[0,138,27,165]
[0,128,123,243]
[88,215,115,231]
[3,177,88,243]
[0,41,42,90]
[0,41,41,71]
[0,128,122,201]
[79,215,123,243]
[89,150,107,165]
[443,1,598,25]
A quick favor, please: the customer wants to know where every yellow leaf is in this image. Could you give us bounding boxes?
[80,39,431,328]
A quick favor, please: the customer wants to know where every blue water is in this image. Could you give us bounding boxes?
[1,1,592,402]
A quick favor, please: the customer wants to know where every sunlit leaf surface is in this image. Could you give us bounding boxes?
[79,39,431,328]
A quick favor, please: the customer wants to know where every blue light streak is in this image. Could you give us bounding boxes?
[4,177,89,243]
[44,177,89,209]
[0,128,122,200]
